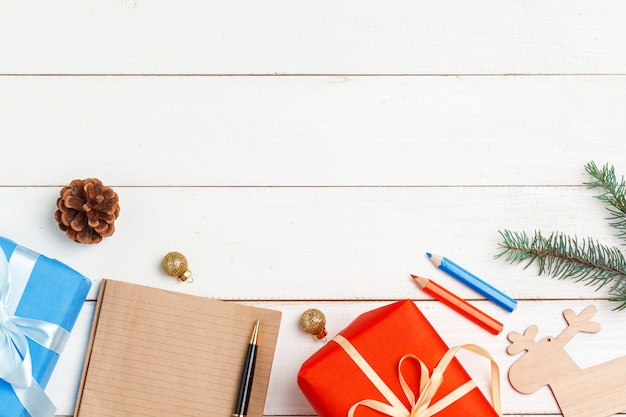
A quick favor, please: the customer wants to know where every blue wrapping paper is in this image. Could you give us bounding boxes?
[0,237,92,417]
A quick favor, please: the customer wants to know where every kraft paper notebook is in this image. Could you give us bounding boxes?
[74,279,282,417]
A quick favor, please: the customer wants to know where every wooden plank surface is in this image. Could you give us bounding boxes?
[0,186,621,302]
[3,2,626,417]
[1,1,626,75]
[0,76,624,187]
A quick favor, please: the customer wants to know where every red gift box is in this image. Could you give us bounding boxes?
[298,300,501,417]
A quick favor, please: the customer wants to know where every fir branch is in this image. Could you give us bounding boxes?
[585,161,626,244]
[496,230,626,310]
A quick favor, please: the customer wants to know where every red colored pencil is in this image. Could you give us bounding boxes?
[411,275,503,335]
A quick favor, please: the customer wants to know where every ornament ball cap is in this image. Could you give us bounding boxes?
[299,308,328,341]
[162,251,193,282]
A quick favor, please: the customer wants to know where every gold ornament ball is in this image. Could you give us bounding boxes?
[299,308,328,340]
[162,251,192,282]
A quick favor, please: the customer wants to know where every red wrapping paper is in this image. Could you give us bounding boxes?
[297,299,499,417]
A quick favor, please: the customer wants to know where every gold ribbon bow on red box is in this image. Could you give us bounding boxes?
[333,335,503,417]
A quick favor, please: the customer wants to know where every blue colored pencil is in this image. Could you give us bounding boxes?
[426,253,517,312]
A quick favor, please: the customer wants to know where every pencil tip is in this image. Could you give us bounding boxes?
[411,275,428,288]
[426,252,432,258]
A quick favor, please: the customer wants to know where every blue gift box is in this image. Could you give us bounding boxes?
[0,237,92,417]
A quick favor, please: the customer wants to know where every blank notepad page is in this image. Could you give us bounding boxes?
[75,279,282,417]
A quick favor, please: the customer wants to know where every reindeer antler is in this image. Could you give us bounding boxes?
[507,306,601,355]
[507,325,539,355]
[555,305,601,348]
[563,305,601,333]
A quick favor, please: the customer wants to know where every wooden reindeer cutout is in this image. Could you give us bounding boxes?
[507,305,626,417]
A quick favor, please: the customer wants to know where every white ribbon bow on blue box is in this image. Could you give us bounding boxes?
[0,237,91,417]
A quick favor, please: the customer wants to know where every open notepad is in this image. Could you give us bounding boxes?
[75,279,282,417]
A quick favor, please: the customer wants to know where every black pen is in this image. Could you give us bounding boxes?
[233,319,260,417]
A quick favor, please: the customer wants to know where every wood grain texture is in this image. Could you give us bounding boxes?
[0,76,624,186]
[1,1,626,75]
[507,306,626,417]
[0,185,621,302]
[3,2,626,416]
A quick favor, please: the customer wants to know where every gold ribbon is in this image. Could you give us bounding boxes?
[333,335,502,417]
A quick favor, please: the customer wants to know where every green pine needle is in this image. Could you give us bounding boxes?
[497,162,626,310]
[496,230,626,309]
[585,161,626,244]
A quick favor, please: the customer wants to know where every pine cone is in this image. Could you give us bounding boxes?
[54,178,120,244]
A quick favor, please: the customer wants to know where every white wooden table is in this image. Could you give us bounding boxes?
[2,2,626,416]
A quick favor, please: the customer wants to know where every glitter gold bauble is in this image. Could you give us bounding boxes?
[161,251,192,282]
[299,308,328,340]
